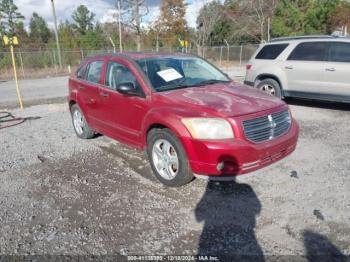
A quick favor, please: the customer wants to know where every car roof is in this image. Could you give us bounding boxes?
[85,52,195,61]
[268,35,350,45]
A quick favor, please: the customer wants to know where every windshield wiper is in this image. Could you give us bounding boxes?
[191,79,231,87]
[156,84,190,92]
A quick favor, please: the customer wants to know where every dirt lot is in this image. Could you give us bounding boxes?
[1,99,350,261]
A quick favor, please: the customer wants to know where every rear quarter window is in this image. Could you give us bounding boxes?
[255,44,289,60]
[76,62,88,79]
[328,42,350,63]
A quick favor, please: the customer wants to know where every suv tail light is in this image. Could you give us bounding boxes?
[246,64,252,70]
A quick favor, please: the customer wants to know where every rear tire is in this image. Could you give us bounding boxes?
[71,104,95,139]
[257,78,282,99]
[147,128,194,187]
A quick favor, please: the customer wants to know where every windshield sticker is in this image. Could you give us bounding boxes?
[157,68,183,82]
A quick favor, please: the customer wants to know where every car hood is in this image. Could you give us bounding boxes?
[157,82,286,117]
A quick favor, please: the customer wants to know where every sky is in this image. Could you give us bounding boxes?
[14,0,210,29]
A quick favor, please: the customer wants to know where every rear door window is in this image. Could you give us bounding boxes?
[86,61,103,84]
[288,42,328,61]
[328,42,350,63]
[255,44,289,60]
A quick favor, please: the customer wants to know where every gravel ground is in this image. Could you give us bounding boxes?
[0,100,350,261]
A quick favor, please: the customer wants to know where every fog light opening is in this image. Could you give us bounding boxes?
[217,162,225,171]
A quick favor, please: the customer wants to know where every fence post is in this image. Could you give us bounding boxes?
[80,48,84,60]
[227,46,230,63]
[52,50,58,75]
[226,46,230,71]
[239,45,243,66]
[219,46,223,67]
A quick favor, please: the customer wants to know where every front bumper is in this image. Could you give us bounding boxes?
[181,119,299,177]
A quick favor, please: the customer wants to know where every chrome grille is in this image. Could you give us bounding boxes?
[243,110,291,143]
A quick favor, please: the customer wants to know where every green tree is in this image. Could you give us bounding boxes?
[72,5,95,35]
[272,0,340,37]
[15,21,29,46]
[0,0,24,37]
[29,12,51,44]
[58,20,78,49]
[79,23,106,50]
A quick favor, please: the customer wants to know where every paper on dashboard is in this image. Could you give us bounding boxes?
[157,68,183,82]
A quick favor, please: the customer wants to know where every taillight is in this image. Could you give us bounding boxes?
[246,64,252,70]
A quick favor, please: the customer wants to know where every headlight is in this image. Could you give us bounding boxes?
[181,118,234,139]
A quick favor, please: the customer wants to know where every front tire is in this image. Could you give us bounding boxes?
[257,78,282,99]
[71,104,95,139]
[147,128,194,187]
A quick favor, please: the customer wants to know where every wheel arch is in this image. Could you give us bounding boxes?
[141,110,192,150]
[255,74,283,90]
[69,100,76,111]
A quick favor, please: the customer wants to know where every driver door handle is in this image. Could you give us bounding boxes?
[326,68,336,72]
[285,66,294,70]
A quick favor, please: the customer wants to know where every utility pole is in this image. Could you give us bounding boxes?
[51,0,62,68]
[267,17,271,42]
[117,0,123,52]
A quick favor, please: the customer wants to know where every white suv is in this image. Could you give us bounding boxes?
[244,36,350,103]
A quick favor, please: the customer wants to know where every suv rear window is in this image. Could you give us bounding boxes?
[255,44,289,60]
[288,42,328,61]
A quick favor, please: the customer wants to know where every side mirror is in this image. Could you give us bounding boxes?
[116,82,138,96]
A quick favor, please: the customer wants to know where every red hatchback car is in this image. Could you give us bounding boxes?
[68,53,299,187]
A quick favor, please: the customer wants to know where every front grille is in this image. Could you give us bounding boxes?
[243,110,291,143]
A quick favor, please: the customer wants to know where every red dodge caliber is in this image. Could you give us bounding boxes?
[68,53,299,187]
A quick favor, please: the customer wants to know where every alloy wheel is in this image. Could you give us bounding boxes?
[152,139,179,180]
[73,110,84,135]
[260,84,276,96]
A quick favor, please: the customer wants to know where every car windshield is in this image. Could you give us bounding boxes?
[136,56,230,92]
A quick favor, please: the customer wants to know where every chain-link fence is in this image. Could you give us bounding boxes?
[0,44,260,80]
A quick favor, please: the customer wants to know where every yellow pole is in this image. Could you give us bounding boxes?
[10,44,24,110]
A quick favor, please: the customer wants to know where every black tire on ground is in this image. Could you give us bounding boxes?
[147,128,194,187]
[70,104,95,139]
[257,78,282,99]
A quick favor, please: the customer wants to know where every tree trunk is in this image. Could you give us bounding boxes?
[156,33,159,52]
[260,21,265,43]
[136,34,141,52]
[196,44,202,57]
[133,1,141,52]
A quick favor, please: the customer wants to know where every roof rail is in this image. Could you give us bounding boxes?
[270,35,335,42]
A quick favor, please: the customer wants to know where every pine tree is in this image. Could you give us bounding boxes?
[72,5,95,35]
[0,0,24,37]
[29,13,51,44]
